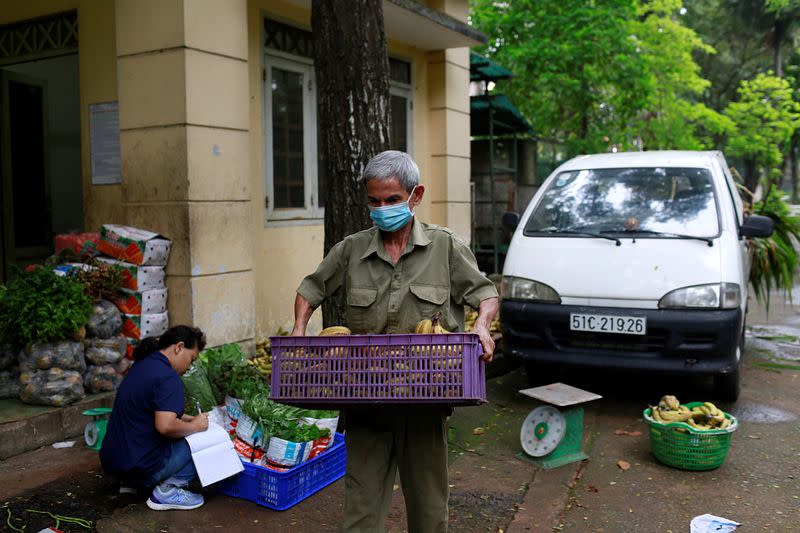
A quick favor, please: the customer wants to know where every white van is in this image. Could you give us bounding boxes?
[500,151,773,401]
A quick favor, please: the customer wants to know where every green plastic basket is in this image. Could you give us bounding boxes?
[642,401,737,471]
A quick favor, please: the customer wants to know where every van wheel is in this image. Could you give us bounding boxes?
[713,367,741,402]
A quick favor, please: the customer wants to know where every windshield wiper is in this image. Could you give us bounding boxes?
[535,228,622,246]
[604,229,714,247]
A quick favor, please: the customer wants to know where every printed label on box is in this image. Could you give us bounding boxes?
[122,312,169,340]
[97,224,172,266]
[111,288,168,315]
[97,257,165,291]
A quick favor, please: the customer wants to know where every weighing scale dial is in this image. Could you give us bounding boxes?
[84,420,100,447]
[520,405,566,457]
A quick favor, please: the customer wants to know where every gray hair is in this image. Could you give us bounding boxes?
[360,150,419,192]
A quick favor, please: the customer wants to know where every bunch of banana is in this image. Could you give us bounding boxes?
[320,326,351,336]
[414,312,450,334]
[687,402,732,430]
[464,310,502,334]
[247,353,272,378]
[650,395,693,423]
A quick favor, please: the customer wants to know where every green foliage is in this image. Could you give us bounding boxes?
[470,0,650,155]
[200,342,248,404]
[627,0,732,149]
[724,73,800,184]
[0,267,93,345]
[748,188,800,309]
[241,392,333,442]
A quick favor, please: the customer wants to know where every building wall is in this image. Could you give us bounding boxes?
[0,0,123,232]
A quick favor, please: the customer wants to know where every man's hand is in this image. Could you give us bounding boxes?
[473,297,500,363]
[291,294,314,336]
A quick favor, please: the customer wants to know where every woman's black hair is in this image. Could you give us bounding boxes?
[133,325,207,360]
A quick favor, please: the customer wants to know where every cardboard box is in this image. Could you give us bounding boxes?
[97,224,172,266]
[122,312,169,340]
[112,288,168,315]
[97,257,165,291]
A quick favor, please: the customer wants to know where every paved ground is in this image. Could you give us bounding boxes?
[2,291,799,532]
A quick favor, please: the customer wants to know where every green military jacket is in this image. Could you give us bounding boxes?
[297,220,498,334]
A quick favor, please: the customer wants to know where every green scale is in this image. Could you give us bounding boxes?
[82,407,113,451]
[517,383,601,469]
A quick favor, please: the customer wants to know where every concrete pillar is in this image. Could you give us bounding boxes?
[426,47,471,243]
[426,0,472,243]
[115,0,254,347]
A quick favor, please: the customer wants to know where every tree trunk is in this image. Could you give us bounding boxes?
[743,157,759,196]
[312,0,391,327]
[791,132,799,203]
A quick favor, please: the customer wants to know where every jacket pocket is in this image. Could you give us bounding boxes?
[408,284,452,329]
[346,287,378,332]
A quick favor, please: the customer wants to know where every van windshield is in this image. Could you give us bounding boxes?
[524,167,719,238]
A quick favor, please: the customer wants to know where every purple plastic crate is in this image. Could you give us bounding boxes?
[270,333,486,406]
[217,432,346,511]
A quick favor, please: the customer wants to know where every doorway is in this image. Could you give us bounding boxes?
[0,54,82,280]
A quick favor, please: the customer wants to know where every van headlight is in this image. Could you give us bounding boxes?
[501,276,561,303]
[658,283,741,309]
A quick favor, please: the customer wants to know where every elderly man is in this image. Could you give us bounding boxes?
[291,150,499,533]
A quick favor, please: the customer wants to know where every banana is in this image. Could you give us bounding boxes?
[720,418,732,429]
[415,319,433,334]
[659,409,692,422]
[660,395,681,411]
[320,326,351,336]
[651,407,664,422]
[704,402,720,416]
[699,405,711,416]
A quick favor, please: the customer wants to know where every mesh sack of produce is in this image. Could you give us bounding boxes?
[0,344,17,371]
[83,364,123,393]
[86,299,123,339]
[19,368,85,406]
[181,362,217,415]
[19,341,86,373]
[0,370,20,399]
[84,335,127,365]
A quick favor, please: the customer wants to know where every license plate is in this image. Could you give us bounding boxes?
[570,313,646,335]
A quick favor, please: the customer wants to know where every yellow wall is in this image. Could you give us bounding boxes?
[248,0,436,338]
[1,0,124,233]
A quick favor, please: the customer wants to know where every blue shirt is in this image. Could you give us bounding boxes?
[100,352,184,480]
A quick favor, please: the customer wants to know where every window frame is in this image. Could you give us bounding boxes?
[263,51,323,226]
[389,80,414,155]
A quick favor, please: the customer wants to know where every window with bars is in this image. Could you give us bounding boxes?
[263,18,412,223]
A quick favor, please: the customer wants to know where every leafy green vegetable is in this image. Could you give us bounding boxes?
[0,267,93,345]
[181,362,217,415]
[200,343,248,403]
[241,392,336,443]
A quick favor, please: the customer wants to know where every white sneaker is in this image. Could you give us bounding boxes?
[146,484,204,511]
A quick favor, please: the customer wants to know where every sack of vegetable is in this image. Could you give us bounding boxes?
[86,299,123,339]
[235,412,268,448]
[84,335,127,365]
[19,368,85,406]
[181,362,217,415]
[225,395,244,421]
[0,345,16,371]
[19,341,86,373]
[0,370,20,399]
[233,436,267,466]
[83,364,123,393]
[298,411,339,455]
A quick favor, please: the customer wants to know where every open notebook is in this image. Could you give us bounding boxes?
[185,422,243,487]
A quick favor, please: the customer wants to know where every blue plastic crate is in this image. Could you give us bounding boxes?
[217,432,346,511]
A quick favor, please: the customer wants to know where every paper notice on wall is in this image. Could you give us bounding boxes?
[90,101,121,185]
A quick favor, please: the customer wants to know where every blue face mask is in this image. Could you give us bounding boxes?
[369,187,417,232]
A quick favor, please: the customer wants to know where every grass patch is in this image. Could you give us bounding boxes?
[754,333,800,343]
[749,359,800,372]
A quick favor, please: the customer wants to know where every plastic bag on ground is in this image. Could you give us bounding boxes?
[83,364,123,393]
[181,362,217,416]
[0,370,20,399]
[690,514,740,533]
[19,368,85,406]
[19,341,85,373]
[86,299,123,339]
[84,335,127,365]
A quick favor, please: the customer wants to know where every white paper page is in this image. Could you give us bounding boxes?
[192,441,244,487]
[185,422,229,453]
[185,422,244,487]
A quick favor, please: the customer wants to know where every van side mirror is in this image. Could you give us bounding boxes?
[740,215,773,238]
[502,212,520,232]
